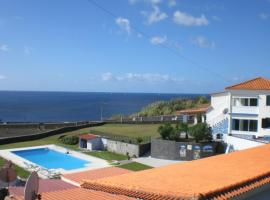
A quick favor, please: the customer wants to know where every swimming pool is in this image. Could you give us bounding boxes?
[12,148,90,170]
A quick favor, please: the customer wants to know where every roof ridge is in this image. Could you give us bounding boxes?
[81,181,195,200]
[225,77,270,90]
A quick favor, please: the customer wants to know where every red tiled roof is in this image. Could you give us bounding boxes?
[82,144,270,200]
[176,106,209,115]
[226,77,270,90]
[9,179,76,196]
[63,167,131,184]
[15,188,134,200]
[79,134,98,140]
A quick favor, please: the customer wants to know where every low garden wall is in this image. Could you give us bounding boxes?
[151,138,218,161]
[106,139,150,157]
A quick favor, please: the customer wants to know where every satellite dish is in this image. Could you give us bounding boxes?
[0,160,17,185]
[223,108,229,114]
[24,171,39,200]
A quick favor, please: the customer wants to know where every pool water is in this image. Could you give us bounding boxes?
[12,148,90,170]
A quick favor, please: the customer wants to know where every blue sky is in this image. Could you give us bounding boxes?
[0,0,269,93]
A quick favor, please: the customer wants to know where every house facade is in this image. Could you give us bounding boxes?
[206,77,270,140]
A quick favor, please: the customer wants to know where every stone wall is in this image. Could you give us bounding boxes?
[151,138,217,161]
[106,139,150,157]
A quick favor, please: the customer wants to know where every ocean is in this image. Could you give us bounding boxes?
[0,91,206,122]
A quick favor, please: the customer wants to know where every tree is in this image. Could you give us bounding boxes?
[158,123,177,140]
[175,122,189,139]
[189,123,212,143]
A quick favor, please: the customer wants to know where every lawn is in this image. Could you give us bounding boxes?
[85,151,128,161]
[118,162,153,171]
[89,123,161,142]
[0,157,30,179]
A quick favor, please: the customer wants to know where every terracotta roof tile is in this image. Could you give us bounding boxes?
[63,167,131,184]
[9,179,76,196]
[176,106,210,115]
[79,134,98,140]
[14,188,134,200]
[225,77,270,90]
[82,144,270,199]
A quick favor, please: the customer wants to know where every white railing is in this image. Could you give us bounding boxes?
[232,106,259,115]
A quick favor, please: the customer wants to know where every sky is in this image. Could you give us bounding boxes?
[0,0,270,94]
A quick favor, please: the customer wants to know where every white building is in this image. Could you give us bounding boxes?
[206,77,270,141]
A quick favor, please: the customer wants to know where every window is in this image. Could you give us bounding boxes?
[249,120,258,132]
[232,97,258,107]
[267,96,270,106]
[250,98,258,106]
[232,119,240,130]
[241,98,249,106]
[232,119,258,132]
[262,118,270,128]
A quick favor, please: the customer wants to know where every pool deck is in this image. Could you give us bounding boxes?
[0,144,109,178]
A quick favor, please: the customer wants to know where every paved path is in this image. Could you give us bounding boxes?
[132,156,186,168]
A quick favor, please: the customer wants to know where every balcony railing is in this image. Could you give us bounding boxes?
[231,106,259,115]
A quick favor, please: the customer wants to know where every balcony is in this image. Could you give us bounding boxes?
[232,106,259,115]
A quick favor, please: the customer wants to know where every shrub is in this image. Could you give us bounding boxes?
[136,137,143,144]
[158,123,177,140]
[175,123,189,139]
[189,123,212,143]
[60,135,79,145]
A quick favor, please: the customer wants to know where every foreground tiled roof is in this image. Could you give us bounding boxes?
[225,77,270,90]
[63,167,131,184]
[15,188,134,200]
[10,179,76,196]
[82,144,270,200]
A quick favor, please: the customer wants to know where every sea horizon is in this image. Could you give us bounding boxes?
[0,91,208,123]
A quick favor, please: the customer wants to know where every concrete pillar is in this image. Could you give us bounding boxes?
[183,115,188,123]
[202,115,205,123]
[194,115,198,125]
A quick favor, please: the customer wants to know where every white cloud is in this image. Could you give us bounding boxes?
[0,75,6,80]
[192,36,215,48]
[168,0,176,7]
[150,36,167,45]
[142,6,168,25]
[173,11,209,26]
[115,17,131,34]
[24,46,33,55]
[0,44,9,52]
[259,13,269,20]
[102,72,182,83]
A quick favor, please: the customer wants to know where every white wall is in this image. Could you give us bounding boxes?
[206,92,230,128]
[224,135,265,151]
[229,90,270,137]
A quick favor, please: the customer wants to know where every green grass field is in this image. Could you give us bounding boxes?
[89,123,161,142]
[118,162,153,171]
[0,123,161,150]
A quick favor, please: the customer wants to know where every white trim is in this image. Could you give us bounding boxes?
[0,145,109,177]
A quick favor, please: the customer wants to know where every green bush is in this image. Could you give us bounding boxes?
[158,123,177,140]
[136,137,143,144]
[189,123,212,143]
[60,135,79,145]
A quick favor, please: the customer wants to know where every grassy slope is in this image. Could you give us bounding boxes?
[118,162,153,171]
